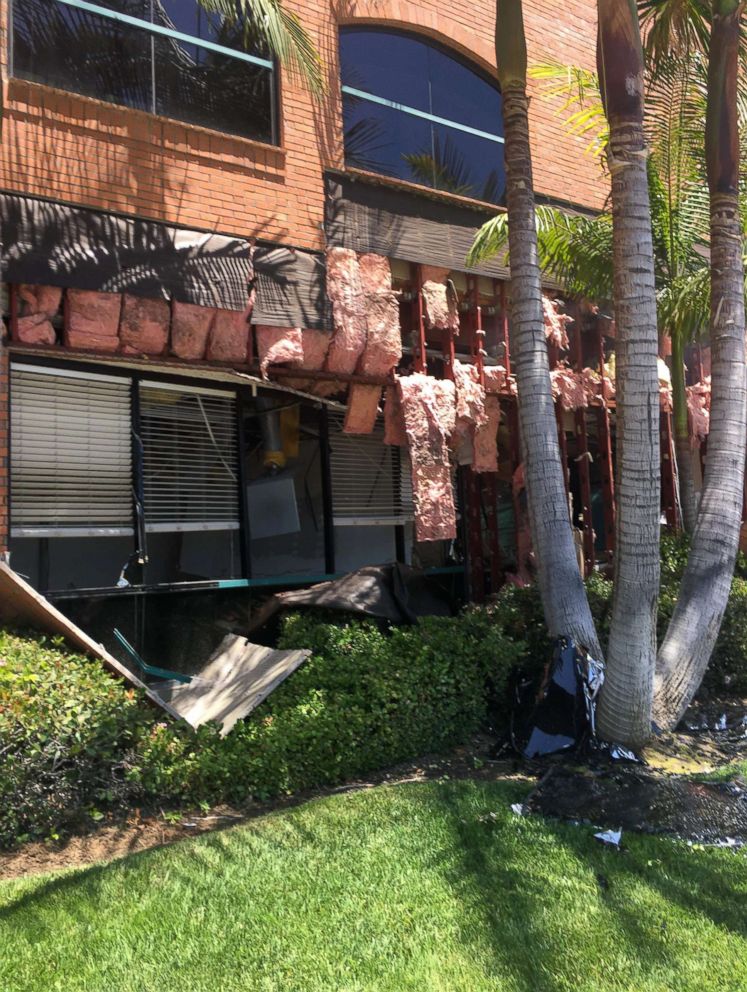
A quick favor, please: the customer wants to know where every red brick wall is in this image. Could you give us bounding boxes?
[0,0,606,253]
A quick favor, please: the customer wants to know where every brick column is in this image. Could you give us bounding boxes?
[0,319,8,556]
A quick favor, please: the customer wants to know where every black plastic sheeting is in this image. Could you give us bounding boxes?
[1,193,253,310]
[248,564,453,637]
[1,194,330,328]
[510,638,605,760]
[251,246,330,330]
[324,171,510,279]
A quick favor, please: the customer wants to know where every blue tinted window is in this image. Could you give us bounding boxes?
[11,0,276,144]
[340,27,505,204]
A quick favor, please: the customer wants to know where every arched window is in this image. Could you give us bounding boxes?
[340,27,504,205]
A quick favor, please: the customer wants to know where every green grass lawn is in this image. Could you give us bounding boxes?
[1,779,746,992]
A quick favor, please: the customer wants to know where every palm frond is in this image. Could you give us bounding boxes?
[657,267,711,343]
[528,62,607,155]
[466,213,510,268]
[467,206,614,302]
[638,0,711,60]
[199,0,325,98]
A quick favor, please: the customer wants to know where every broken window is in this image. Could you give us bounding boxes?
[11,0,277,143]
[340,27,505,204]
[244,398,327,580]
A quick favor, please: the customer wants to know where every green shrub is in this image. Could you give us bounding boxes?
[0,614,523,847]
[703,578,747,695]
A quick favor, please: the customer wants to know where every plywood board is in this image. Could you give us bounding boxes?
[158,635,311,735]
[0,561,181,719]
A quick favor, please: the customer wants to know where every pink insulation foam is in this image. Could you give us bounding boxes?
[453,360,487,438]
[325,247,367,374]
[473,395,501,473]
[687,377,711,445]
[358,253,393,293]
[300,328,331,370]
[550,365,602,411]
[421,266,459,334]
[543,295,572,351]
[15,314,56,346]
[255,325,304,376]
[119,294,170,355]
[170,301,215,360]
[483,365,517,396]
[14,285,61,344]
[65,289,122,352]
[383,387,408,446]
[283,328,337,395]
[18,284,62,318]
[398,373,457,542]
[360,291,402,376]
[208,307,252,364]
[344,384,382,434]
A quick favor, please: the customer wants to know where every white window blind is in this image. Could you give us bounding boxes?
[10,364,134,537]
[328,413,413,526]
[139,382,239,532]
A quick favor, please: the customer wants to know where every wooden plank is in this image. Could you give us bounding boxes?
[0,561,181,720]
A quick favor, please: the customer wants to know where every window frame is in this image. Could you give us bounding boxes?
[9,0,280,145]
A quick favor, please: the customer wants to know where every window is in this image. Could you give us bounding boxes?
[340,27,505,205]
[10,0,276,143]
[328,412,413,572]
[10,364,133,537]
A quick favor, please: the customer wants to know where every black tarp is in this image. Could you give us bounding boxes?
[251,246,330,330]
[1,193,329,327]
[1,193,252,310]
[324,171,511,279]
[247,564,453,636]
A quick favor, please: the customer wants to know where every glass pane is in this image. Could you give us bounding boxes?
[12,0,153,112]
[154,35,273,141]
[156,0,271,59]
[427,46,503,137]
[340,28,430,113]
[430,125,505,204]
[343,95,432,183]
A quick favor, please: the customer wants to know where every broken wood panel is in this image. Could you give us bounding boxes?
[158,635,311,735]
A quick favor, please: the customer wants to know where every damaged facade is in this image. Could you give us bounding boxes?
[0,0,710,663]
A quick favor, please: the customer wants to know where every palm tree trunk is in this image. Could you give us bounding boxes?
[496,1,601,656]
[653,0,747,730]
[595,0,661,747]
[670,331,700,532]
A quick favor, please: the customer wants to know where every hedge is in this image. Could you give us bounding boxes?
[0,612,522,847]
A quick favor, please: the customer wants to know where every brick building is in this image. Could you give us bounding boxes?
[0,0,615,642]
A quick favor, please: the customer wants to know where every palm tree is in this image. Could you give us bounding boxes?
[198,0,324,97]
[492,0,602,658]
[654,0,747,730]
[593,0,662,747]
[472,56,712,533]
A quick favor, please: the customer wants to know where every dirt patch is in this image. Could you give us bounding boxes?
[0,736,527,881]
[527,765,747,845]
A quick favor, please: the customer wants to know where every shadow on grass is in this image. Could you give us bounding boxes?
[431,780,747,991]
